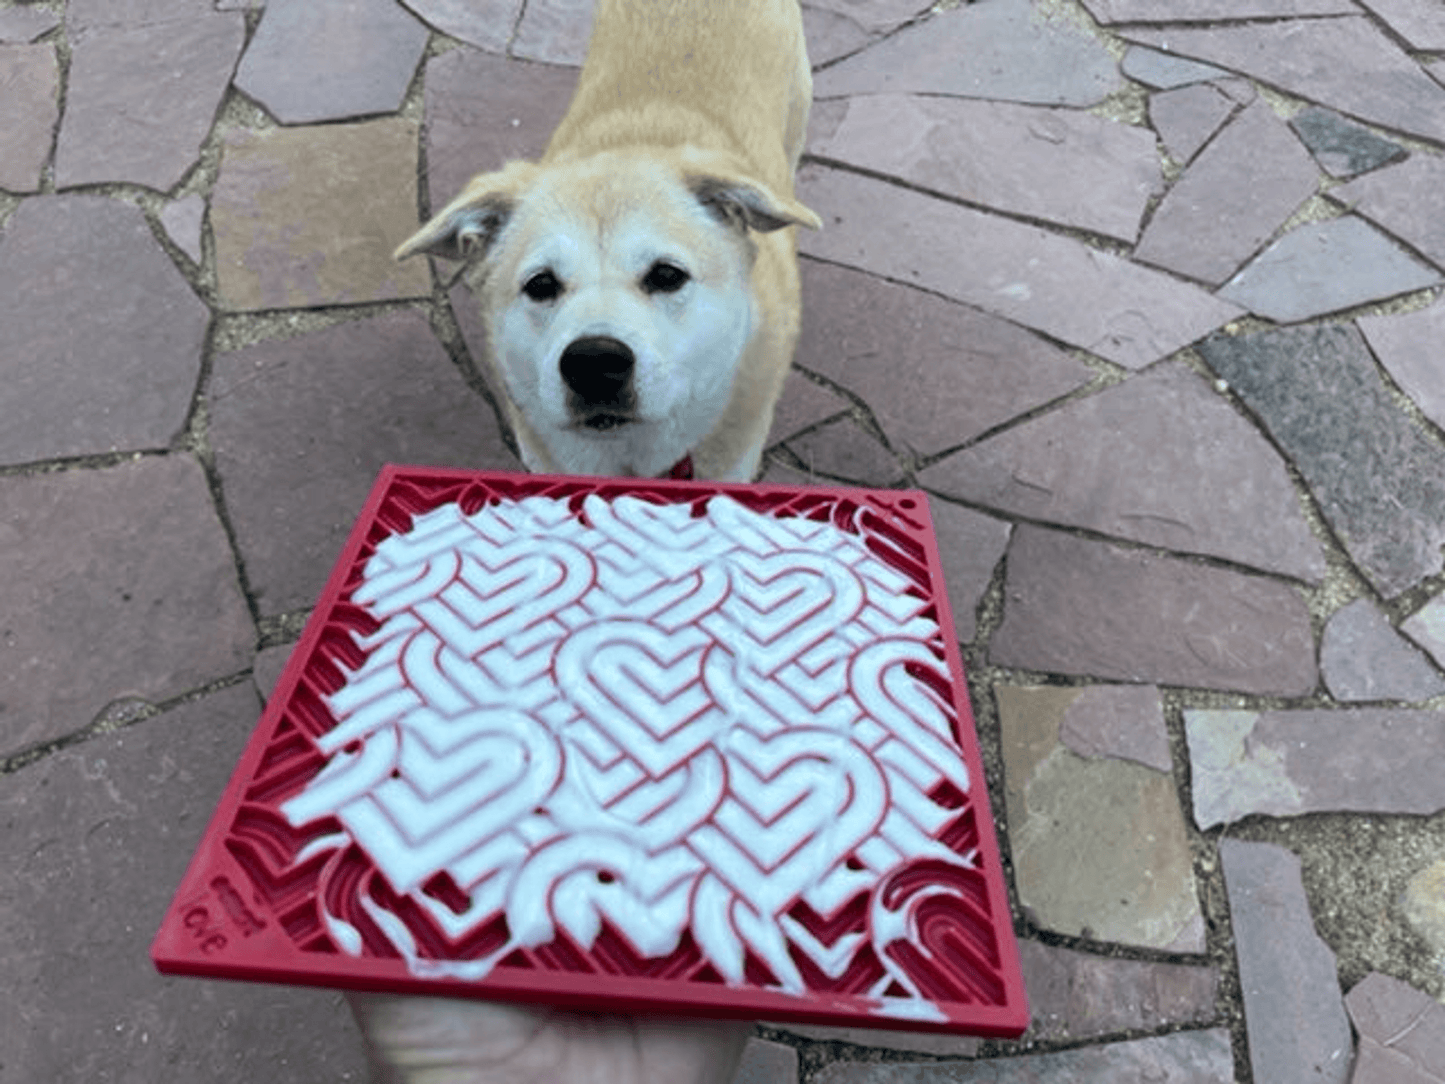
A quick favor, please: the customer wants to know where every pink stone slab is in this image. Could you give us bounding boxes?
[1135,99,1320,286]
[1059,685,1172,773]
[1321,598,1445,702]
[0,43,59,193]
[1334,155,1445,271]
[510,0,593,66]
[159,193,206,265]
[811,95,1161,242]
[1347,972,1445,1079]
[918,361,1326,584]
[766,368,848,447]
[926,499,1011,644]
[992,526,1317,695]
[787,419,905,486]
[0,6,59,42]
[1085,0,1356,19]
[1124,19,1445,145]
[1149,82,1239,166]
[1357,0,1445,50]
[400,0,522,53]
[797,165,1242,370]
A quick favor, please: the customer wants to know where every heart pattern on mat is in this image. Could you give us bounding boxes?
[282,494,978,1018]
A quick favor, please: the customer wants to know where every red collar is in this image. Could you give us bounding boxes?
[661,454,694,480]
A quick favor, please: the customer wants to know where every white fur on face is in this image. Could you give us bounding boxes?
[483,166,756,478]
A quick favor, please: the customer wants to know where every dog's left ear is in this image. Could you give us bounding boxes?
[683,150,823,234]
[394,161,539,261]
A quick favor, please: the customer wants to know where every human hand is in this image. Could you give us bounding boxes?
[347,992,753,1084]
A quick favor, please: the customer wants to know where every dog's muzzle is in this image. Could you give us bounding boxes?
[560,336,636,430]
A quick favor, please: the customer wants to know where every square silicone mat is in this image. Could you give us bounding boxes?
[152,467,1027,1035]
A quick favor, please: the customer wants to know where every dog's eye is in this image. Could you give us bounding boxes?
[641,261,690,295]
[522,270,562,302]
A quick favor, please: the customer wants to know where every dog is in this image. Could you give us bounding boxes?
[395,0,821,482]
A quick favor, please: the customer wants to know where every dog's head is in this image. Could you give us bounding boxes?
[396,148,819,477]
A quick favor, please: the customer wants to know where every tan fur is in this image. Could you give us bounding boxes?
[396,0,819,482]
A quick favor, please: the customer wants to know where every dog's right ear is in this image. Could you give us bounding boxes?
[393,162,538,262]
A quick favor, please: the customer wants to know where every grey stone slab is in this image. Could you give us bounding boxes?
[1360,297,1445,433]
[1123,46,1230,90]
[1289,107,1408,179]
[1347,972,1445,1080]
[54,9,244,190]
[1352,1039,1442,1084]
[212,119,432,310]
[795,260,1093,458]
[797,165,1242,370]
[208,311,517,615]
[511,0,593,66]
[1198,324,1445,598]
[1218,215,1441,322]
[0,685,370,1082]
[765,368,848,446]
[1404,588,1445,669]
[803,0,929,36]
[734,1038,798,1084]
[1220,839,1352,1084]
[422,47,576,218]
[235,0,429,124]
[0,42,58,192]
[920,362,1326,583]
[1185,708,1445,828]
[1357,0,1445,50]
[1149,82,1239,166]
[1086,0,1356,18]
[1137,100,1320,286]
[1123,19,1445,145]
[400,0,521,52]
[800,4,876,68]
[0,456,253,752]
[992,526,1317,695]
[927,498,1011,644]
[1058,685,1172,773]
[252,642,296,702]
[997,685,1205,951]
[1321,598,1445,701]
[813,1030,1235,1083]
[786,418,904,486]
[813,0,1123,107]
[811,94,1160,242]
[67,0,214,28]
[0,5,59,43]
[1334,155,1445,271]
[0,195,209,463]
[159,193,205,265]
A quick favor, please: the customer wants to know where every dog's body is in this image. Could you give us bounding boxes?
[397,0,819,481]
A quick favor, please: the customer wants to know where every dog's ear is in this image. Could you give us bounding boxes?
[686,171,822,235]
[394,162,539,262]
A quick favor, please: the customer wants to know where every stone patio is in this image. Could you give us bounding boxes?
[3,0,1445,1081]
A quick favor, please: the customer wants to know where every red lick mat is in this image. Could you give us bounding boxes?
[152,467,1027,1035]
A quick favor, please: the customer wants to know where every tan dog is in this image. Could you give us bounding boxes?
[396,0,821,481]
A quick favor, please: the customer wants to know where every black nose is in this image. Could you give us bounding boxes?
[559,336,635,407]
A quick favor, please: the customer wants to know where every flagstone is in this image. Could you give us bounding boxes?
[211,119,432,310]
[1123,19,1445,144]
[1123,46,1230,90]
[812,96,1159,242]
[0,456,254,752]
[1333,155,1445,271]
[66,0,214,28]
[400,0,521,53]
[1359,298,1445,432]
[1137,100,1320,285]
[813,0,1122,107]
[766,368,847,447]
[1218,215,1440,322]
[800,6,874,67]
[511,0,593,66]
[159,193,205,265]
[1149,82,1239,166]
[422,47,575,217]
[1346,973,1445,1084]
[0,43,58,193]
[1356,0,1445,50]
[0,6,58,43]
[786,418,905,486]
[926,499,1011,644]
[1087,0,1355,19]
[1198,324,1445,598]
[235,0,428,124]
[0,686,370,1083]
[0,195,208,463]
[1185,708,1445,828]
[1404,590,1445,669]
[1321,598,1445,701]
[1057,685,1172,773]
[1220,839,1353,1084]
[253,643,295,703]
[1289,107,1408,179]
[54,9,244,189]
[797,166,1242,370]
[813,1030,1235,1083]
[991,526,1317,695]
[999,684,1204,951]
[207,311,517,615]
[920,362,1326,583]
[795,260,1093,458]
[735,1039,797,1084]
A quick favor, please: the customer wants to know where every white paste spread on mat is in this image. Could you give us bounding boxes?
[282,494,976,1018]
